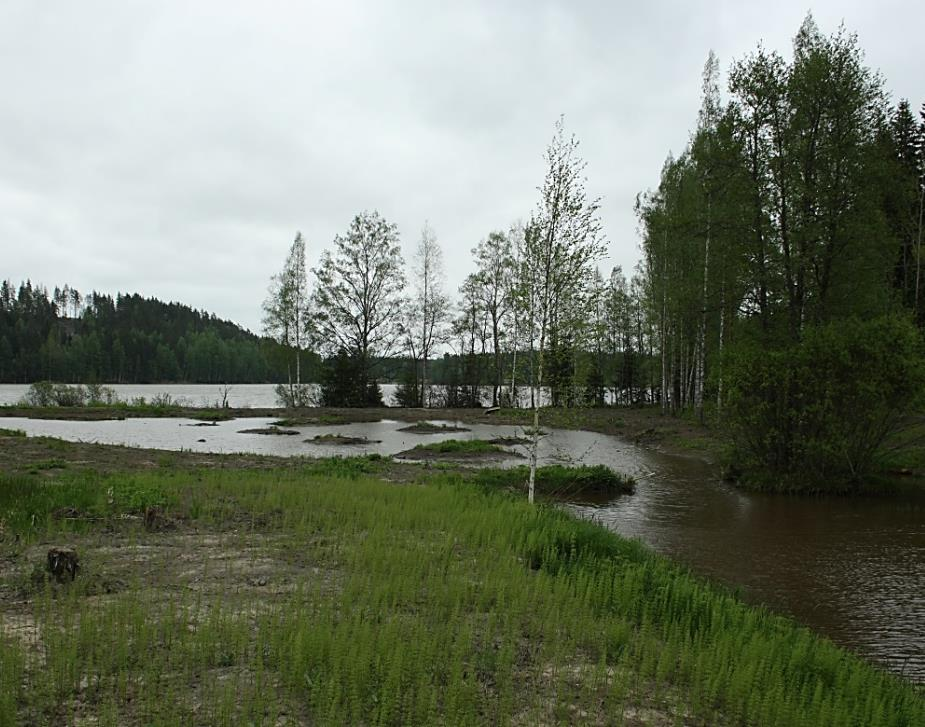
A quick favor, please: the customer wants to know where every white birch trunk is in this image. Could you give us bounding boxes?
[695,198,710,422]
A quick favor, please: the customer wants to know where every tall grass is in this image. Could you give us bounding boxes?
[0,464,921,725]
[412,439,505,453]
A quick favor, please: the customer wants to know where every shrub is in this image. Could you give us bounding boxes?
[23,382,87,407]
[85,383,117,405]
[318,351,382,407]
[22,381,58,407]
[274,382,316,408]
[723,315,925,490]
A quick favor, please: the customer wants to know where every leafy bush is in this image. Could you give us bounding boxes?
[723,315,925,490]
[23,381,61,407]
[23,382,86,407]
[318,351,382,407]
[21,382,119,407]
[85,383,117,405]
[274,382,316,408]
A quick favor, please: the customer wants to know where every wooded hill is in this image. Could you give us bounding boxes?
[0,280,320,384]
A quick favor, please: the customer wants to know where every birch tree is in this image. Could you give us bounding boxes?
[403,223,449,407]
[692,50,721,422]
[312,211,406,404]
[524,118,606,503]
[467,231,515,407]
[263,231,312,406]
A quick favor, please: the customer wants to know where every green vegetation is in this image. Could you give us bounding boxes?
[22,381,117,407]
[0,463,920,724]
[0,281,314,384]
[0,428,26,437]
[474,464,635,497]
[395,438,518,462]
[312,212,405,408]
[635,18,925,490]
[398,421,471,434]
[29,458,68,472]
[7,383,236,421]
[724,317,925,490]
[412,439,506,454]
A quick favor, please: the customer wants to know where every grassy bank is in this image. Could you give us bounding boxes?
[0,456,921,725]
[474,464,636,498]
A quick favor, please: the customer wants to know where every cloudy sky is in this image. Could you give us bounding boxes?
[1,1,920,333]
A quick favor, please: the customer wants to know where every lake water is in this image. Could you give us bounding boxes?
[1,413,923,682]
[0,383,308,408]
[0,383,628,409]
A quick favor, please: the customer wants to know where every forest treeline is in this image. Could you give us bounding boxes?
[635,16,925,486]
[0,281,320,384]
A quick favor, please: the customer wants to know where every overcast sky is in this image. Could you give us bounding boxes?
[1,1,920,333]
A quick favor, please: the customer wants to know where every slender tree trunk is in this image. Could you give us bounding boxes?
[660,232,668,413]
[696,198,710,422]
[528,336,535,409]
[528,342,545,504]
[421,355,427,407]
[492,313,501,407]
[421,267,428,407]
[916,187,924,321]
[509,315,519,407]
[717,278,725,414]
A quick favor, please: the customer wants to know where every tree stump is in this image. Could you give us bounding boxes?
[47,547,79,582]
[144,506,174,531]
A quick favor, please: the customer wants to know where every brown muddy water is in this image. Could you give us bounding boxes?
[2,416,923,682]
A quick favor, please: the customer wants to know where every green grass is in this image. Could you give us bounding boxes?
[412,439,505,454]
[29,459,69,472]
[474,464,635,497]
[0,428,26,437]
[398,421,470,433]
[0,463,921,725]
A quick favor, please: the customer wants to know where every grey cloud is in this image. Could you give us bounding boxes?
[1,0,920,331]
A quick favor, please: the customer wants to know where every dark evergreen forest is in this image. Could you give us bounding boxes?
[0,280,320,384]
